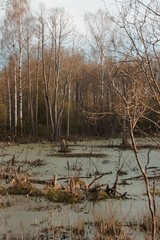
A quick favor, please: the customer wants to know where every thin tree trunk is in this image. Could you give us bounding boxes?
[67,82,71,138]
[100,54,105,102]
[53,41,61,140]
[5,68,12,133]
[27,28,35,136]
[129,118,157,240]
[13,53,17,135]
[41,20,54,137]
[35,34,40,136]
[122,117,128,145]
[53,73,59,139]
[18,26,23,136]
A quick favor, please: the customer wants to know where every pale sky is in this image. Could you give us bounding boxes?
[31,0,115,33]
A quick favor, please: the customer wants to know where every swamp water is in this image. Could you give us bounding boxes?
[0,138,160,239]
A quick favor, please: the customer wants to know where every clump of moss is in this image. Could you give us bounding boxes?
[46,187,112,204]
[28,187,44,197]
[143,188,160,196]
[7,183,43,197]
[99,191,110,200]
[7,183,31,195]
[154,188,160,196]
[46,190,83,204]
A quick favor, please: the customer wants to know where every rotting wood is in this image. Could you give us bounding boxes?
[59,139,69,153]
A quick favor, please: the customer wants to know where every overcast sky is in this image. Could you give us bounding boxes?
[31,0,114,33]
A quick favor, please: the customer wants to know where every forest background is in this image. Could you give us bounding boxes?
[0,0,159,141]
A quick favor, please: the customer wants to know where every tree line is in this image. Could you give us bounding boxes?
[0,0,159,140]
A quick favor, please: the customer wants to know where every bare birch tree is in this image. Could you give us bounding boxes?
[24,14,35,135]
[107,0,160,238]
[35,25,41,136]
[48,8,75,140]
[37,6,55,137]
[85,10,113,109]
[4,0,30,136]
[1,8,18,135]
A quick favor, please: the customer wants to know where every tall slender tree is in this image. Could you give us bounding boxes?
[85,10,113,108]
[6,0,30,135]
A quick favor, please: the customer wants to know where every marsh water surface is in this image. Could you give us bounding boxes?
[0,138,160,239]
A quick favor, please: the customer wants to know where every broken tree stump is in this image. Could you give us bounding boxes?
[60,139,69,153]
